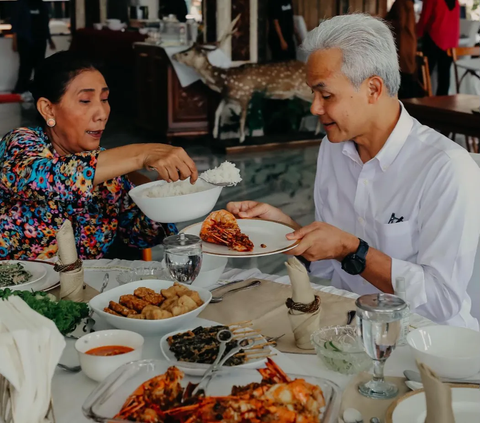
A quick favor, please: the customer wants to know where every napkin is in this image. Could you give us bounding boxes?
[0,296,65,423]
[418,361,455,423]
[285,257,321,349]
[56,219,84,302]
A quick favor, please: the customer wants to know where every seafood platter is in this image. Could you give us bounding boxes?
[183,210,300,258]
[89,280,212,335]
[160,322,276,375]
[82,358,341,423]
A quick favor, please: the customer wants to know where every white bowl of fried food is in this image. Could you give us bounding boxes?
[129,178,223,223]
[89,280,212,335]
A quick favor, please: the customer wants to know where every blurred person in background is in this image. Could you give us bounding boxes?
[386,0,420,98]
[268,0,296,61]
[11,0,56,95]
[160,0,188,22]
[417,0,460,95]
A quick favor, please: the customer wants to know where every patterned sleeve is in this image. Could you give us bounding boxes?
[0,128,98,207]
[117,176,178,249]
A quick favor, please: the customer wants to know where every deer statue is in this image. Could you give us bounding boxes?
[172,16,315,143]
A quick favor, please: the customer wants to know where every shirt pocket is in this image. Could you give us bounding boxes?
[374,220,414,261]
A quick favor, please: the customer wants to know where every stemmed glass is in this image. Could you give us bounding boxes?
[355,293,407,399]
[163,233,203,285]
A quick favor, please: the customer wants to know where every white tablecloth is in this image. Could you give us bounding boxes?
[51,259,434,423]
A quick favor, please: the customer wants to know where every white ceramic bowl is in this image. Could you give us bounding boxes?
[129,179,222,223]
[191,255,228,288]
[75,330,144,382]
[89,279,212,336]
[108,22,123,31]
[93,23,103,30]
[407,326,480,379]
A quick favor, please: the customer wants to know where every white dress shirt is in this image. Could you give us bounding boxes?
[311,103,480,330]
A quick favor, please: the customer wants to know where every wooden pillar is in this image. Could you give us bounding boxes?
[100,0,107,23]
[76,0,86,29]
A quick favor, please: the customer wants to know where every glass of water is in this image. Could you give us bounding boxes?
[163,233,203,285]
[355,293,407,399]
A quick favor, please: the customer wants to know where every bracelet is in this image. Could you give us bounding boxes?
[285,295,321,313]
[54,258,83,273]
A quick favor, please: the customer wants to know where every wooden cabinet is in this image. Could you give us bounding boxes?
[133,43,213,139]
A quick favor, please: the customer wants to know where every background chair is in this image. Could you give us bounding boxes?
[448,46,480,93]
[459,19,480,47]
[415,52,433,97]
[467,152,480,321]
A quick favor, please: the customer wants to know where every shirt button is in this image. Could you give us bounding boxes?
[363,180,369,185]
[358,217,365,225]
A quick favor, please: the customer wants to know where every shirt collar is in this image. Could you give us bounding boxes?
[342,102,413,171]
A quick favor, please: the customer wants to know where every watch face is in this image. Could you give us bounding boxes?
[343,254,366,275]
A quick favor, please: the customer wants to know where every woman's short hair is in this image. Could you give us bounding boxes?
[301,14,401,97]
[30,51,104,104]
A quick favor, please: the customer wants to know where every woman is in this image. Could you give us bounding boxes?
[0,51,198,260]
[11,0,56,94]
[417,0,460,95]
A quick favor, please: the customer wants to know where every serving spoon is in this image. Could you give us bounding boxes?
[198,175,235,187]
[210,280,261,303]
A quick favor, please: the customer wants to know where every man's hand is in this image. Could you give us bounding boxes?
[286,222,359,262]
[227,201,301,229]
[280,39,289,51]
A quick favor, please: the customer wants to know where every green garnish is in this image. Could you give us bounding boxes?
[0,262,32,287]
[0,288,89,335]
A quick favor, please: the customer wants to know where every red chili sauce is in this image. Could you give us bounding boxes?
[86,345,134,356]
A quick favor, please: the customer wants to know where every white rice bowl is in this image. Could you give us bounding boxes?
[129,179,223,223]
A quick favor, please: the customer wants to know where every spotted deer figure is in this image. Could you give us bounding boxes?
[172,17,314,143]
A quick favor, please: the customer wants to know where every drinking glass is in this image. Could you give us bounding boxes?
[163,233,202,285]
[355,293,407,399]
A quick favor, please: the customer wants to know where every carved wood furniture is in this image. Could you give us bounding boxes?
[133,43,214,139]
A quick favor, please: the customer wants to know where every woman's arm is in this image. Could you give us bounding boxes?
[94,143,198,186]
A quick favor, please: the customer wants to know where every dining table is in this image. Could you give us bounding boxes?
[52,258,435,423]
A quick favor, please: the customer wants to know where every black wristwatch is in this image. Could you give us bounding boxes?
[341,238,369,275]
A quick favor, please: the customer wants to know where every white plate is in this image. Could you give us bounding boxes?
[1,260,48,291]
[387,386,480,423]
[160,325,268,376]
[182,219,299,257]
[89,279,212,336]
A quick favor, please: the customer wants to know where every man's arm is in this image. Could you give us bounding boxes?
[273,19,289,50]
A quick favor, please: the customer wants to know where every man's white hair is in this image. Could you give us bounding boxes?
[302,14,400,97]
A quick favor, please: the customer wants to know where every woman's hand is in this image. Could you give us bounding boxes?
[227,201,300,229]
[142,145,198,183]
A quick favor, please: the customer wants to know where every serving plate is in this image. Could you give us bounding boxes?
[182,219,299,258]
[0,260,49,291]
[386,385,480,423]
[160,325,269,376]
[82,359,341,423]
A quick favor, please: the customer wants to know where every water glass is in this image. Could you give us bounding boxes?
[355,293,407,399]
[163,233,202,285]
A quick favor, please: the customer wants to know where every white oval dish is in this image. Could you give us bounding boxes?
[407,326,480,379]
[89,279,212,336]
[75,329,144,382]
[1,260,47,291]
[160,325,268,376]
[129,179,222,223]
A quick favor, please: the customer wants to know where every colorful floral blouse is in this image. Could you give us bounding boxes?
[0,127,177,260]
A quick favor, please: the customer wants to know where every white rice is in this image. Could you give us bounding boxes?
[200,161,242,186]
[140,161,242,198]
[142,179,209,198]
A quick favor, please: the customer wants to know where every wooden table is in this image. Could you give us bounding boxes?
[403,94,480,140]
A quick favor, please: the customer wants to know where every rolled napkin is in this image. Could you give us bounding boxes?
[285,257,321,349]
[417,361,455,423]
[55,219,84,302]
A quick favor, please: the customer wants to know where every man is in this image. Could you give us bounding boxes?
[268,0,296,61]
[11,0,55,94]
[228,14,480,329]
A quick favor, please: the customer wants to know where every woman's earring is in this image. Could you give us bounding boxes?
[46,118,56,128]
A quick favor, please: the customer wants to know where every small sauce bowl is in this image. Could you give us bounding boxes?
[75,329,144,382]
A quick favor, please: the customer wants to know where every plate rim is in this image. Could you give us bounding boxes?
[181,218,300,258]
[385,384,480,423]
